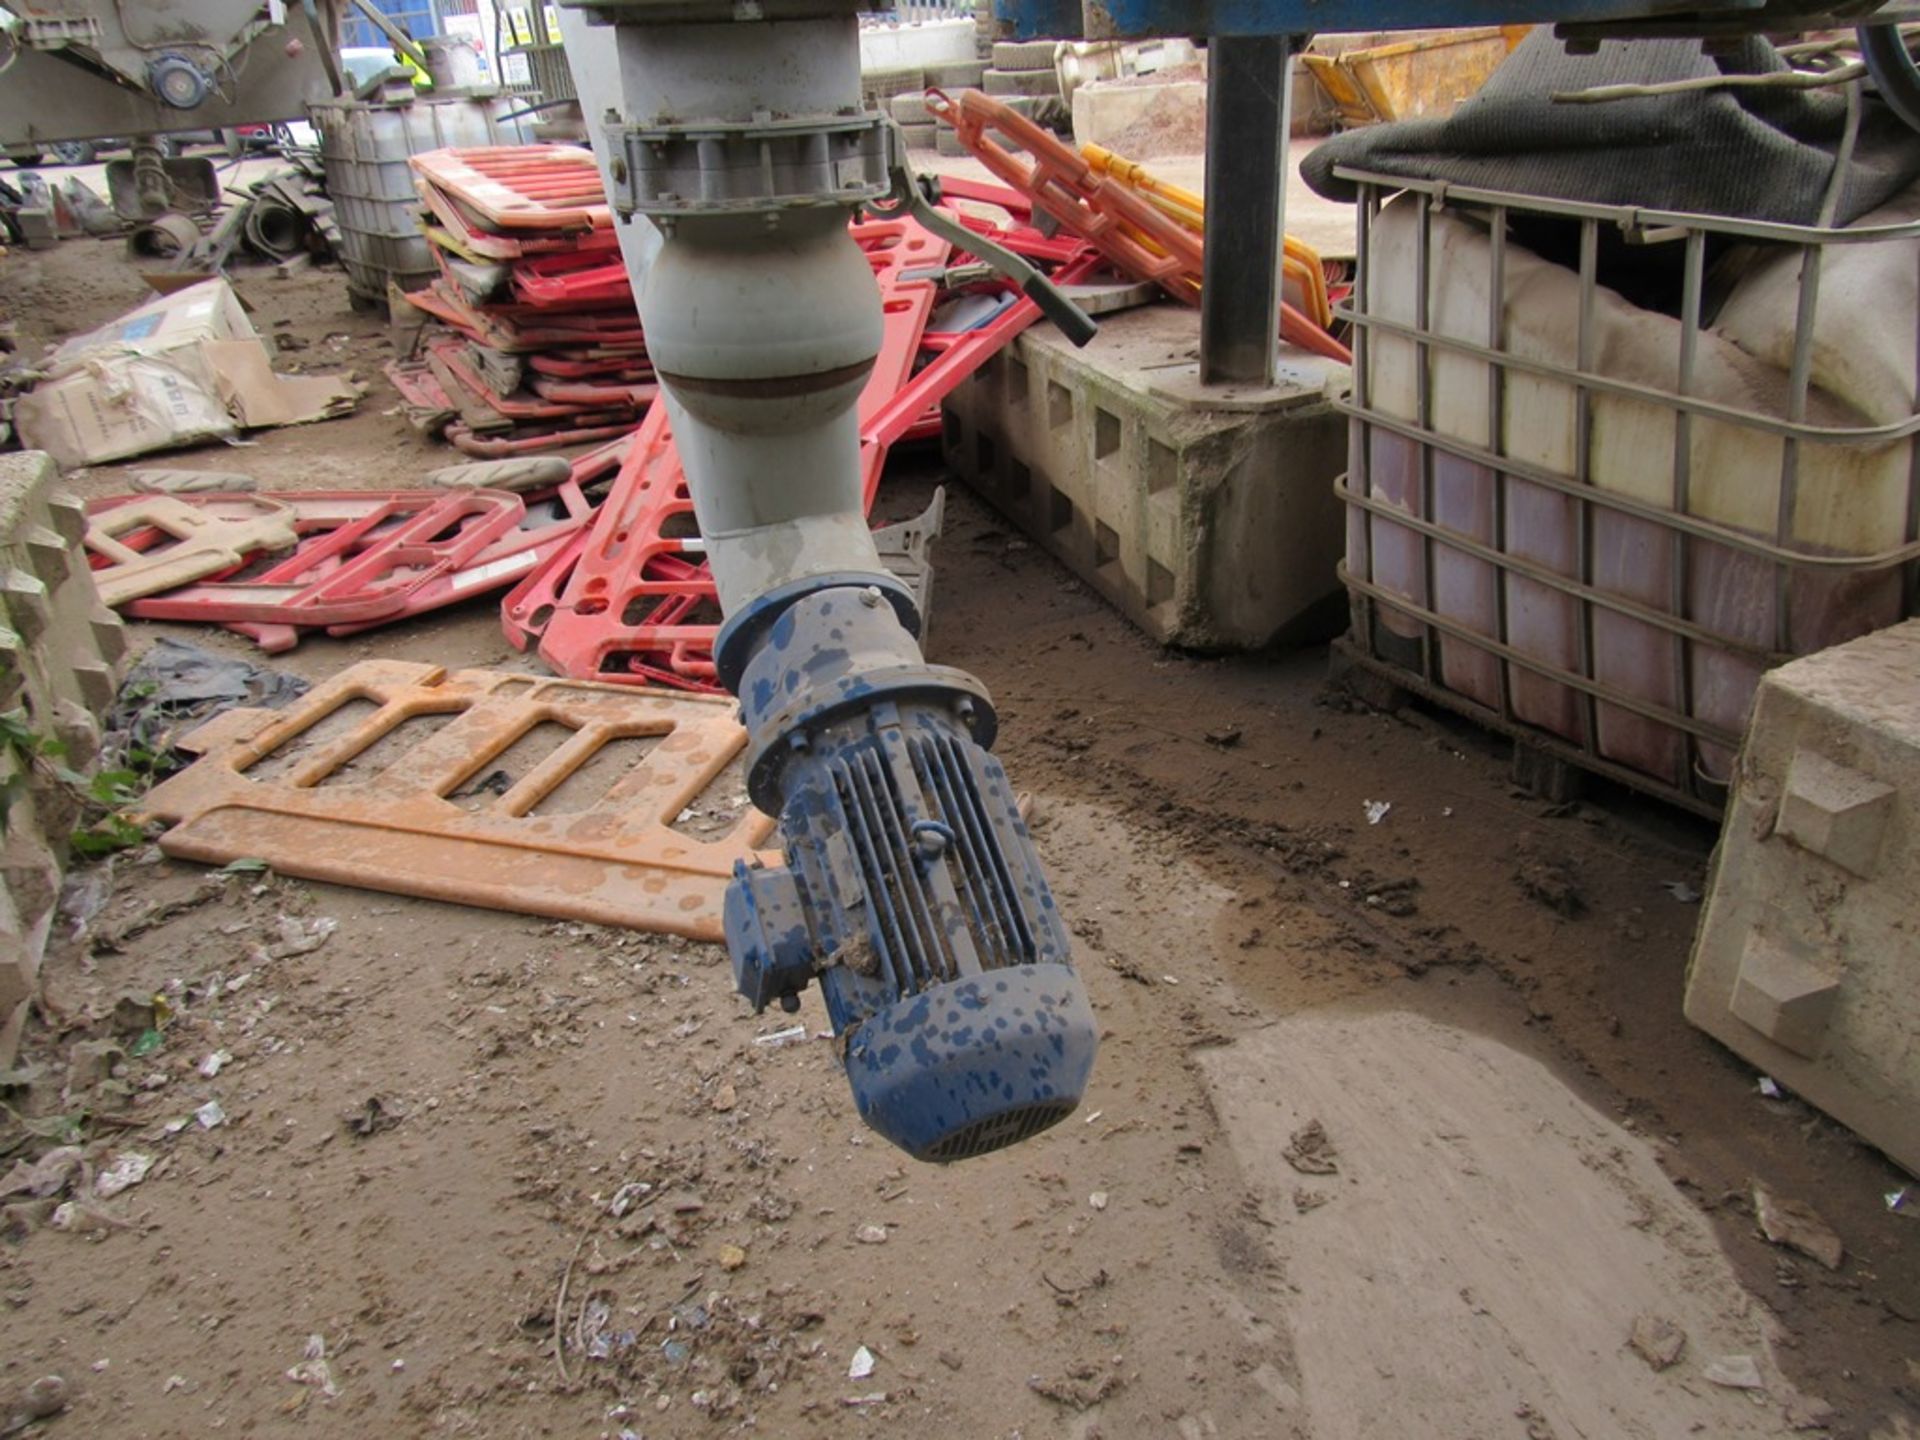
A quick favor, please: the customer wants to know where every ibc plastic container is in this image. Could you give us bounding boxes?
[309,90,533,303]
[1336,172,1920,816]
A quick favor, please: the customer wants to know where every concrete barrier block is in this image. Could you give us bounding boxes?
[1685,619,1920,1172]
[1071,79,1206,150]
[0,451,129,1068]
[942,304,1349,650]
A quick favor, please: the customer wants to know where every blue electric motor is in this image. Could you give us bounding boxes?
[719,574,1097,1163]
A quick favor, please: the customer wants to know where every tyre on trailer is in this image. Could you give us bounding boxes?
[929,60,988,88]
[983,67,1061,98]
[992,39,1059,71]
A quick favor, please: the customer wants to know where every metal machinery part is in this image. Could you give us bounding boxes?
[560,0,1099,1162]
[0,0,344,149]
[969,0,1919,387]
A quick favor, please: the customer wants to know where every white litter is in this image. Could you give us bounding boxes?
[848,1346,876,1381]
[1703,1355,1764,1390]
[94,1153,155,1199]
[286,1333,341,1399]
[1662,880,1701,904]
[1757,1077,1782,1099]
[198,1050,232,1079]
[753,1025,808,1048]
[194,1100,227,1130]
[1363,799,1392,826]
[608,1181,652,1217]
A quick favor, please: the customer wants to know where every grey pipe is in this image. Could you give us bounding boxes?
[598,16,890,611]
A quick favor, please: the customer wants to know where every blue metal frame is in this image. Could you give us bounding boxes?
[344,0,442,48]
[995,0,1766,39]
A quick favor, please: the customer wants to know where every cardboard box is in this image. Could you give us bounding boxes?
[15,278,359,469]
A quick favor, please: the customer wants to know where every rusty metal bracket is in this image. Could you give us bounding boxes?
[142,660,778,941]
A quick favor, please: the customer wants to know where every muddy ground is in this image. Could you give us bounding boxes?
[1,208,1916,1440]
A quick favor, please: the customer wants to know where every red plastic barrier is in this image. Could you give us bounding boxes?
[105,489,526,640]
[501,220,1102,689]
[504,218,950,688]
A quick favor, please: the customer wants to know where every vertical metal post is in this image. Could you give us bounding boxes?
[1200,34,1295,386]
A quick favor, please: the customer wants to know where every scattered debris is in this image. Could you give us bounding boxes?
[13,277,359,469]
[753,1025,808,1048]
[285,1334,341,1400]
[1513,843,1585,917]
[197,1050,232,1079]
[1758,1076,1783,1099]
[1628,1313,1686,1371]
[104,638,308,784]
[1889,1188,1914,1217]
[1028,1359,1125,1410]
[718,1243,747,1272]
[1662,880,1701,904]
[344,1096,401,1139]
[1363,799,1391,825]
[1704,1355,1765,1390]
[1088,1191,1109,1211]
[1292,1188,1330,1214]
[848,1346,877,1381]
[195,1100,227,1131]
[1784,1395,1838,1431]
[1204,725,1243,748]
[711,1081,738,1114]
[94,1153,155,1200]
[608,1182,652,1217]
[0,1147,83,1202]
[855,1223,889,1245]
[50,1199,134,1234]
[1282,1119,1339,1176]
[128,468,260,494]
[1,1375,70,1433]
[1754,1187,1844,1271]
[262,915,337,961]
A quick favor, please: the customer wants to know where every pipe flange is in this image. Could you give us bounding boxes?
[606,112,892,217]
[715,571,919,693]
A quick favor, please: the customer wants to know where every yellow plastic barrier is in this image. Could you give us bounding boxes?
[1081,143,1333,330]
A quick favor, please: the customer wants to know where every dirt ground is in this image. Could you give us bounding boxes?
[1,204,1917,1440]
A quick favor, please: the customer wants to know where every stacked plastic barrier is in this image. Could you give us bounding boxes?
[386,145,655,455]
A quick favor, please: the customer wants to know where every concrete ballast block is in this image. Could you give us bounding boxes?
[1071,79,1206,150]
[1776,748,1895,878]
[0,451,130,1068]
[1685,619,1920,1172]
[942,304,1349,651]
[1727,932,1841,1059]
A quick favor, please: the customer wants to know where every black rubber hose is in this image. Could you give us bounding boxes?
[1859,23,1920,134]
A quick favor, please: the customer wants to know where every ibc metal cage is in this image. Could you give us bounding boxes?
[1333,166,1920,817]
